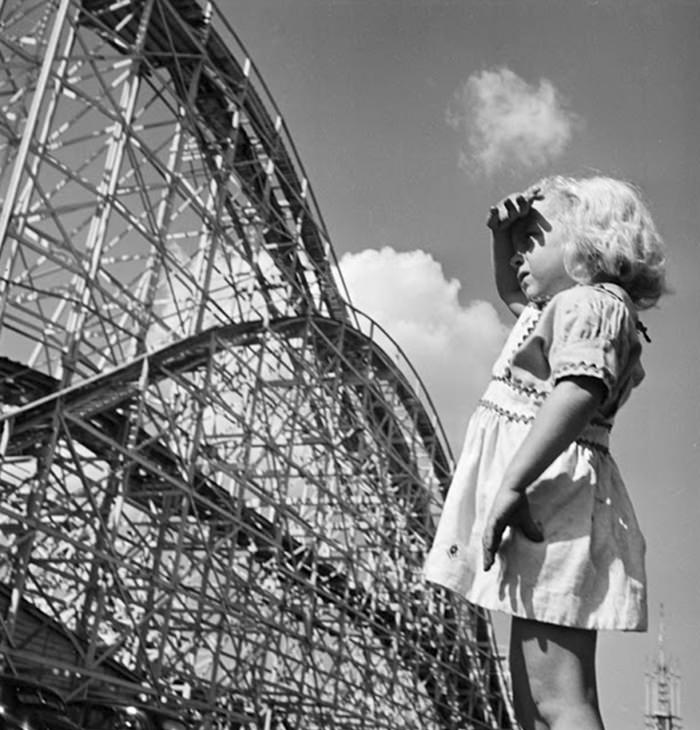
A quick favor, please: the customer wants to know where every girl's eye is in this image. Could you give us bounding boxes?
[525,232,543,247]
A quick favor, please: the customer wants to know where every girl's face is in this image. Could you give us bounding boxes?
[509,197,575,302]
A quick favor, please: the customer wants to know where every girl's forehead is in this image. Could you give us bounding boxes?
[530,195,566,230]
[533,195,561,219]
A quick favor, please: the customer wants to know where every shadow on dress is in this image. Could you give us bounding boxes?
[495,471,646,627]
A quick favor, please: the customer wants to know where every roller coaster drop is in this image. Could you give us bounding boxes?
[0,1,515,728]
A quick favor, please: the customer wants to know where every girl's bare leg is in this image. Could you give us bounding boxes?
[509,617,604,730]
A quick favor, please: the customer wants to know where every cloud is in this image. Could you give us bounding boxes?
[448,66,580,176]
[338,247,508,450]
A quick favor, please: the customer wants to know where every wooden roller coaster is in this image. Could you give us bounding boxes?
[0,1,515,728]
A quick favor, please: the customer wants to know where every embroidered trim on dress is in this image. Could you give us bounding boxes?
[478,400,610,455]
[553,361,615,389]
[492,374,549,400]
[488,380,612,430]
[478,399,534,425]
[508,305,542,359]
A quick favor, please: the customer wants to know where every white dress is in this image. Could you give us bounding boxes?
[424,283,648,631]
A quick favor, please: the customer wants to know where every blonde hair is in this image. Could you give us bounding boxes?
[530,175,667,310]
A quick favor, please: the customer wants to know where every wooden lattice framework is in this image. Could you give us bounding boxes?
[0,1,515,728]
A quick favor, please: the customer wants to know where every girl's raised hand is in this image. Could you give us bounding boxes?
[487,188,544,233]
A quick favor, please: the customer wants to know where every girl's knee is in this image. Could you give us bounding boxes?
[533,695,603,729]
[510,619,602,729]
[526,652,603,729]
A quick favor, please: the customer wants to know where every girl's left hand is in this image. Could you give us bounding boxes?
[482,486,544,571]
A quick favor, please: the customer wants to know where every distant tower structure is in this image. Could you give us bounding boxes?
[645,605,682,730]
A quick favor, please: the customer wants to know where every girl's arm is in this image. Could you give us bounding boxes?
[488,191,542,318]
[482,375,606,571]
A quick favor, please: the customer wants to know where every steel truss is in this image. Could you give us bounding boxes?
[0,1,515,728]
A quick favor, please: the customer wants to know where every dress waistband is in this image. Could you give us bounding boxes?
[479,377,612,454]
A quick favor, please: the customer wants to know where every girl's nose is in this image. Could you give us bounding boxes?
[510,251,524,269]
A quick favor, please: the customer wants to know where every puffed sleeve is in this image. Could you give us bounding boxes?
[512,285,644,402]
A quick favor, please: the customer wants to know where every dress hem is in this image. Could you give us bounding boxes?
[424,576,648,633]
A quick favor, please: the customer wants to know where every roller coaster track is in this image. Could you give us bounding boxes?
[0,1,515,728]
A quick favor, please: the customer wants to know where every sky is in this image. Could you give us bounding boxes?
[225,2,700,728]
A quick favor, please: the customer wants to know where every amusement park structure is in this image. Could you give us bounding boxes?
[0,1,514,727]
[645,607,682,730]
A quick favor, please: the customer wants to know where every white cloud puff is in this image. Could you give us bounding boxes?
[448,66,580,176]
[338,247,508,450]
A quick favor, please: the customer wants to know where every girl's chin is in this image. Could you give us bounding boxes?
[524,288,556,304]
[523,282,576,301]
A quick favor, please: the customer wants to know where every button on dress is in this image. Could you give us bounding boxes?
[424,284,648,631]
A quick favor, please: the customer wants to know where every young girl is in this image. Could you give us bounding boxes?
[424,175,666,730]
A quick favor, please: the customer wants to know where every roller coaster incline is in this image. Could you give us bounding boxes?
[0,1,515,728]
